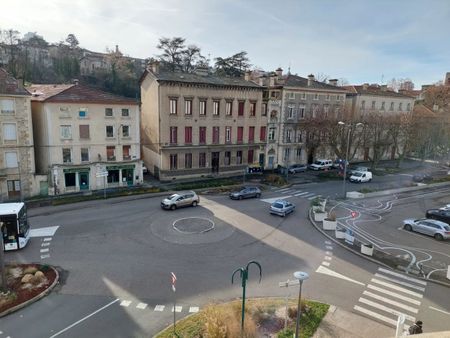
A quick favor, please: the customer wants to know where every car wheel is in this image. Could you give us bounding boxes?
[239,195,243,200]
[192,201,198,207]
[404,224,412,231]
[170,205,176,211]
[434,233,444,241]
[256,193,261,198]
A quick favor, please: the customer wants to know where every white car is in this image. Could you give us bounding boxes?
[349,171,372,183]
[439,204,450,211]
[308,159,333,171]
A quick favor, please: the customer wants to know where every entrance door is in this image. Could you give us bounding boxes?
[79,172,89,190]
[211,152,220,174]
[268,156,274,169]
[259,153,265,169]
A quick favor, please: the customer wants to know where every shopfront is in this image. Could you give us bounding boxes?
[106,165,135,187]
[63,168,90,192]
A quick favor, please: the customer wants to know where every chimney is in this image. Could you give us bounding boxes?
[328,79,338,86]
[362,83,369,90]
[244,70,252,81]
[307,74,315,86]
[381,84,387,91]
[269,73,276,87]
[275,67,283,79]
[149,60,160,74]
[73,79,79,85]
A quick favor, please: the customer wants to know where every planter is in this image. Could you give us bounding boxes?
[323,219,337,231]
[314,211,327,222]
[335,228,346,239]
[312,205,324,212]
[361,243,374,256]
[344,232,355,245]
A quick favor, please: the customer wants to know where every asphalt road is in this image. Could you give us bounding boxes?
[1,171,450,337]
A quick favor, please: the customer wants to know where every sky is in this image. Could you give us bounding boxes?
[1,0,449,87]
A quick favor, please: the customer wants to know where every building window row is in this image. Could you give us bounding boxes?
[61,145,132,163]
[169,97,260,117]
[361,101,411,112]
[285,93,343,101]
[59,124,131,140]
[169,150,256,170]
[169,126,266,145]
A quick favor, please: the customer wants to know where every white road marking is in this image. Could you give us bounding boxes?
[400,174,413,177]
[321,261,330,266]
[154,305,165,312]
[367,285,421,305]
[429,306,450,315]
[43,237,52,242]
[49,299,119,337]
[276,188,291,192]
[120,300,132,307]
[374,273,425,292]
[325,240,332,244]
[172,306,182,312]
[378,268,427,286]
[316,265,365,286]
[363,291,418,313]
[41,242,50,247]
[294,192,309,196]
[136,303,147,310]
[358,298,416,322]
[303,193,316,198]
[260,196,292,203]
[189,306,199,313]
[354,305,409,327]
[325,251,332,255]
[371,279,423,298]
[40,248,49,253]
[325,246,333,250]
[29,226,59,237]
[324,256,332,261]
[307,195,319,200]
[40,254,50,259]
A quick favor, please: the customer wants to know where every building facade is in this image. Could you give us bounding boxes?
[140,63,266,181]
[28,83,143,195]
[0,68,36,201]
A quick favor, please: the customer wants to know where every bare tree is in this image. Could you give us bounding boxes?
[0,29,21,76]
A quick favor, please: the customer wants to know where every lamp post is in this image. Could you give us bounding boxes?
[338,121,363,199]
[293,271,309,338]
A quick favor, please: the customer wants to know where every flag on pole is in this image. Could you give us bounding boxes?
[171,272,177,292]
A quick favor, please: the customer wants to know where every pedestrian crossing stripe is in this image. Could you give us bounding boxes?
[358,297,416,322]
[366,284,421,305]
[373,273,425,292]
[354,305,410,328]
[120,300,132,307]
[362,291,418,313]
[136,303,147,310]
[154,305,165,311]
[371,279,423,298]
[377,268,427,286]
[189,306,199,313]
[276,188,291,192]
[172,306,182,312]
[294,192,309,196]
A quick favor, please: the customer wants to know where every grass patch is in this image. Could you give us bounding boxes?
[174,178,239,191]
[263,174,287,186]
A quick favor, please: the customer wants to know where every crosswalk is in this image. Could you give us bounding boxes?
[354,267,426,329]
[119,299,199,314]
[272,187,322,200]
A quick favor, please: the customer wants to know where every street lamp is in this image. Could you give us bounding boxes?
[338,121,363,199]
[293,271,309,338]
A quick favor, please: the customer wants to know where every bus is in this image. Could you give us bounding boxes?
[0,202,31,251]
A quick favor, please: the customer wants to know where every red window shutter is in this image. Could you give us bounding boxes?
[248,150,254,163]
[238,101,244,116]
[249,127,255,142]
[237,127,243,142]
[260,126,266,141]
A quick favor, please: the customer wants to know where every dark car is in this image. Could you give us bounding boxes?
[426,209,450,224]
[412,173,433,182]
[229,186,261,200]
[288,164,307,174]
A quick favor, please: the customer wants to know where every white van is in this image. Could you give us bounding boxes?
[349,171,373,183]
[308,159,333,171]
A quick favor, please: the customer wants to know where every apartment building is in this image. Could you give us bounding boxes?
[28,82,142,195]
[0,68,36,201]
[257,70,348,169]
[140,63,266,181]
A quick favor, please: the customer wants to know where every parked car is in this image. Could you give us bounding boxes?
[332,159,348,169]
[229,186,261,200]
[403,218,450,241]
[347,166,370,176]
[425,209,450,224]
[288,164,308,174]
[270,199,295,217]
[161,191,200,210]
[412,173,433,182]
[349,171,373,183]
[439,204,450,211]
[308,159,333,171]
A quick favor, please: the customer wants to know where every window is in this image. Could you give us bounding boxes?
[199,100,206,115]
[122,145,131,160]
[1,99,14,114]
[249,102,256,116]
[170,154,178,170]
[121,108,129,117]
[5,151,18,168]
[361,100,365,110]
[226,101,233,116]
[372,101,376,109]
[79,125,90,139]
[407,103,411,111]
[247,149,254,164]
[301,93,306,100]
[262,103,267,116]
[225,126,232,143]
[81,148,89,162]
[326,94,330,101]
[268,128,276,141]
[79,108,87,118]
[199,153,206,167]
[213,100,220,116]
[236,150,242,164]
[62,148,72,163]
[199,127,206,144]
[3,123,17,141]
[212,126,220,144]
[105,108,113,117]
[312,104,319,118]
[299,106,305,118]
[390,102,394,111]
[224,151,231,165]
[170,98,178,115]
[296,147,302,159]
[284,148,290,161]
[297,131,303,143]
[336,95,341,101]
[184,99,192,115]
[399,102,403,111]
[106,146,116,161]
[170,127,178,144]
[286,129,292,143]
[324,105,329,116]
[314,93,319,100]
[381,102,385,110]
[237,127,244,143]
[248,126,255,143]
[238,101,245,116]
[260,126,266,141]
[288,92,295,99]
[184,153,192,168]
[60,125,72,139]
[288,106,294,119]
[185,126,192,144]
[122,125,130,137]
[106,125,114,138]
[7,180,20,194]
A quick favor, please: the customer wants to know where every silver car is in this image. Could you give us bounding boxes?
[270,199,295,217]
[288,164,307,174]
[229,186,261,200]
[403,218,450,241]
[161,191,199,210]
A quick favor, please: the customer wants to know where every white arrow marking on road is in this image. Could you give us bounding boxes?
[315,265,365,286]
[260,196,292,203]
[29,226,59,237]
[429,306,450,315]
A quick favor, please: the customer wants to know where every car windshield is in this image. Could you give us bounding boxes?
[272,203,284,208]
[168,194,179,200]
[353,172,363,177]
[443,225,450,231]
[313,161,322,165]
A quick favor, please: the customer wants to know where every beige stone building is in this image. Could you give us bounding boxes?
[28,83,143,195]
[140,63,266,180]
[0,68,36,201]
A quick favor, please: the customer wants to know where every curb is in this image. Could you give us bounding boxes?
[0,265,60,318]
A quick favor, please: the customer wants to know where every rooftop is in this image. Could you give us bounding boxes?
[0,68,31,96]
[344,85,415,98]
[284,74,346,91]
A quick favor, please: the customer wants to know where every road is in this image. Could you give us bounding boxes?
[1,173,450,337]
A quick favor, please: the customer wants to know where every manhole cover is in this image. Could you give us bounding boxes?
[173,217,215,234]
